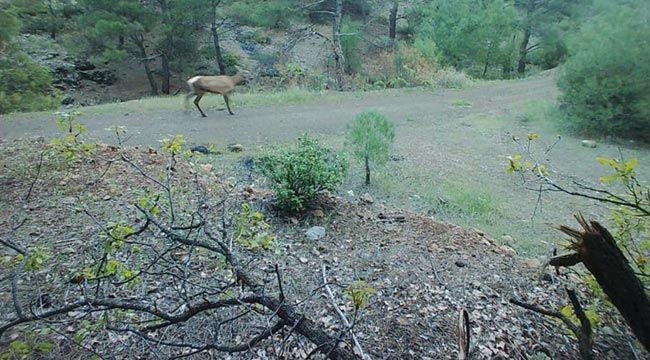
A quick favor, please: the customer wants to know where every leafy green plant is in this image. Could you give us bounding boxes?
[451,99,471,107]
[49,111,95,161]
[507,134,649,288]
[258,136,348,212]
[0,50,62,114]
[346,111,395,185]
[234,203,274,250]
[341,17,362,74]
[557,1,650,140]
[346,280,376,310]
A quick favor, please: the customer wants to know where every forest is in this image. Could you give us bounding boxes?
[0,0,649,359]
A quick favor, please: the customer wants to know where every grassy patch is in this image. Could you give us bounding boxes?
[517,100,562,125]
[451,99,471,107]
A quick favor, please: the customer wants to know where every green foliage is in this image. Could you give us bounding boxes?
[346,111,395,185]
[1,336,53,359]
[557,1,650,140]
[414,0,516,78]
[0,49,61,114]
[234,203,274,250]
[229,0,293,29]
[558,303,601,337]
[0,5,20,51]
[346,280,376,310]
[507,135,649,289]
[49,111,96,161]
[12,0,79,38]
[258,136,348,212]
[341,17,361,74]
[161,134,185,155]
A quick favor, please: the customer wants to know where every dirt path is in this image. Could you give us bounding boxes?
[0,75,557,147]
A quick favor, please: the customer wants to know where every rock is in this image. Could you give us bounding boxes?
[61,96,75,106]
[228,144,244,152]
[499,245,517,256]
[390,154,405,161]
[299,257,309,264]
[581,140,597,148]
[521,258,541,268]
[191,145,210,154]
[241,156,255,170]
[501,235,514,243]
[61,196,77,205]
[79,69,117,85]
[455,261,466,268]
[74,59,96,71]
[360,193,374,204]
[305,226,326,241]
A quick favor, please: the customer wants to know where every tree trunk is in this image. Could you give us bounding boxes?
[389,1,398,40]
[365,154,370,185]
[332,0,345,90]
[132,34,158,95]
[517,26,531,76]
[482,42,493,78]
[161,53,171,95]
[552,215,650,351]
[211,1,226,75]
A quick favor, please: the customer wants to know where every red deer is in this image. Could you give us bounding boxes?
[185,72,248,117]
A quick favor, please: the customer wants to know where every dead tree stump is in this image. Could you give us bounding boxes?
[551,214,650,351]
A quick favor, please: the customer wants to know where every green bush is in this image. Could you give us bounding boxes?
[341,17,361,74]
[229,0,291,29]
[0,51,61,114]
[258,136,348,212]
[557,2,650,140]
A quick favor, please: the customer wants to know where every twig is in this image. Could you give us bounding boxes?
[322,264,369,360]
[24,150,45,202]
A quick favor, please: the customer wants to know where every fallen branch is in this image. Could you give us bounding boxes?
[511,287,594,360]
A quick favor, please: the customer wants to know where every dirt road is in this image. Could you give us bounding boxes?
[0,75,557,147]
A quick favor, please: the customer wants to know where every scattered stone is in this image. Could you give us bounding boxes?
[241,156,255,170]
[191,145,210,154]
[581,140,597,148]
[499,245,517,256]
[312,209,325,218]
[455,261,466,268]
[61,196,77,205]
[79,69,117,85]
[390,154,405,161]
[299,257,309,264]
[360,192,374,204]
[228,144,244,152]
[521,258,541,269]
[61,96,75,106]
[501,235,514,243]
[305,226,326,240]
[102,195,112,201]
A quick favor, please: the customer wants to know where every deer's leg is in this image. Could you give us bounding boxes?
[223,94,234,115]
[193,94,207,117]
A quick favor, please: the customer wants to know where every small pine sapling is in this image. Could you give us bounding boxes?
[346,111,395,185]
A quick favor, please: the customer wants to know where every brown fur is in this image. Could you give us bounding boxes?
[185,74,245,117]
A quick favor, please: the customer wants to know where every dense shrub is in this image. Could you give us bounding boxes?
[557,2,650,140]
[229,0,292,29]
[341,17,361,74]
[258,136,348,212]
[0,50,61,114]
